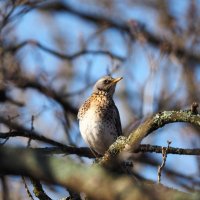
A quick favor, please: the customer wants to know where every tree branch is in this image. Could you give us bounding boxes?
[12,77,78,116]
[99,110,200,166]
[5,40,125,61]
[28,145,200,156]
[0,146,195,200]
[0,130,93,158]
[31,179,52,200]
[137,144,200,155]
[38,1,200,64]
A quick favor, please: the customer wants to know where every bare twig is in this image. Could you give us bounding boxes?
[27,115,34,147]
[136,144,200,155]
[22,177,34,200]
[134,154,200,189]
[31,179,52,200]
[158,141,171,183]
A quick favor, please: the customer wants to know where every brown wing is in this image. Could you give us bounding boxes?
[113,104,122,136]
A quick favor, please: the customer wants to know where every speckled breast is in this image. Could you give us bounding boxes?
[78,94,118,155]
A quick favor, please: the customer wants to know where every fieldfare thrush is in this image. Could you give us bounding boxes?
[78,76,123,155]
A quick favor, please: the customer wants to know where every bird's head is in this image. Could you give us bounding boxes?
[93,76,123,96]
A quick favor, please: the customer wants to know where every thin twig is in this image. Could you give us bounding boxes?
[22,177,34,200]
[31,179,52,200]
[136,144,200,155]
[158,141,171,183]
[27,115,34,147]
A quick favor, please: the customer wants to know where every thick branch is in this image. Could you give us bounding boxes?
[99,110,200,166]
[128,110,200,150]
[0,146,195,200]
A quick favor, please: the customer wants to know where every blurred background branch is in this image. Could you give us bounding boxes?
[0,146,197,200]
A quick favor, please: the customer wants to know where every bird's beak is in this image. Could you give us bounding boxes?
[112,77,123,84]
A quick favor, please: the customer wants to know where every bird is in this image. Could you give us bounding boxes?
[78,76,123,155]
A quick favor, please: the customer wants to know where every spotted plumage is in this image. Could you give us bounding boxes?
[78,76,122,155]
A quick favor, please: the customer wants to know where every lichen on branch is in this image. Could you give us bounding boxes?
[99,109,200,166]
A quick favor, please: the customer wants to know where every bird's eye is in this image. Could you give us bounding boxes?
[103,80,111,84]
